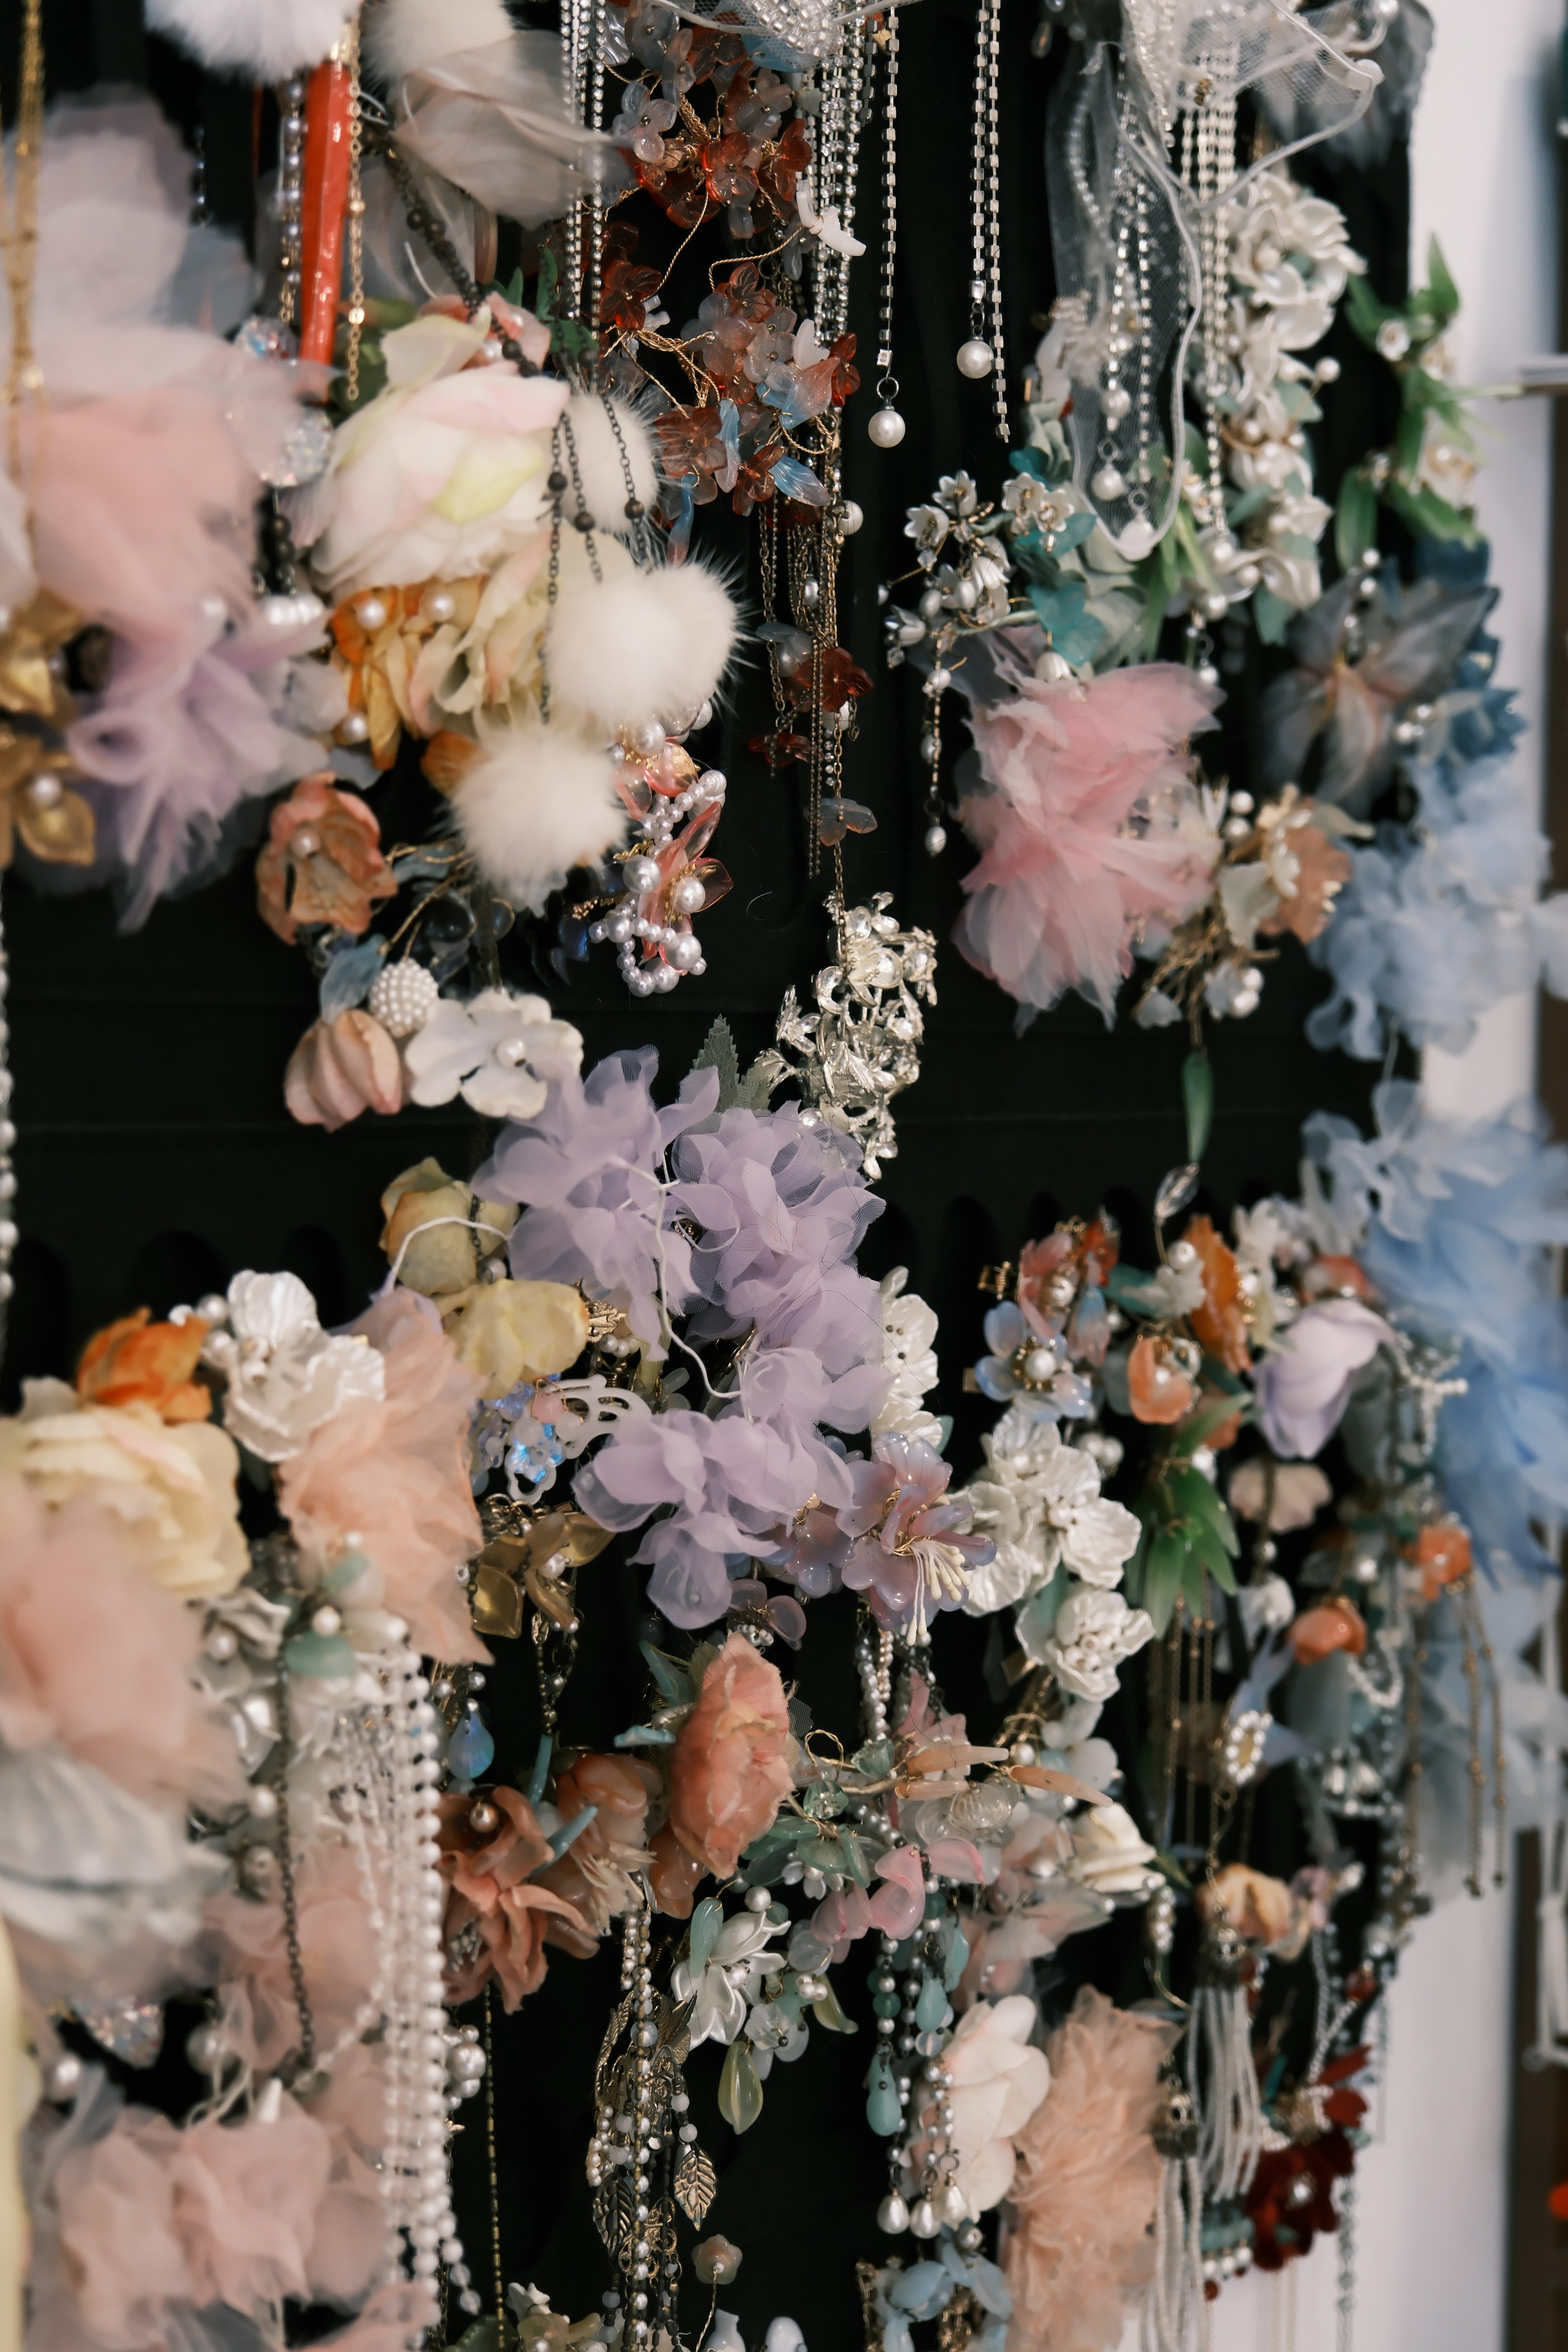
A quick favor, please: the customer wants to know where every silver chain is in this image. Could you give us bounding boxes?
[968,0,1007,439]
[875,16,900,405]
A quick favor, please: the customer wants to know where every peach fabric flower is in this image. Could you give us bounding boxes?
[203,1844,381,2075]
[1182,1215,1251,1375]
[1126,1334,1193,1425]
[1298,1253,1375,1301]
[329,580,485,771]
[256,774,396,946]
[437,1785,588,2010]
[666,1632,792,1880]
[537,1753,658,1948]
[1198,1863,1297,1949]
[1289,1597,1368,1665]
[1003,1986,1179,2352]
[1410,1521,1472,1600]
[1257,815,1352,945]
[278,1290,487,1662]
[649,1824,706,1919]
[285,1009,404,1133]
[0,1477,242,1809]
[77,1310,211,1423]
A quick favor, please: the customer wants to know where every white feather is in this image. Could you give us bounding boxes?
[454,724,627,908]
[364,0,517,82]
[559,394,661,532]
[546,562,739,733]
[145,0,358,78]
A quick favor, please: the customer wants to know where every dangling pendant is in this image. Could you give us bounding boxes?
[1091,461,1128,501]
[1117,516,1158,561]
[868,405,907,448]
[956,336,994,379]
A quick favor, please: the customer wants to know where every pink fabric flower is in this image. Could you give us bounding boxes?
[437,1784,588,2010]
[284,1010,405,1133]
[666,1631,792,1880]
[840,1435,993,1633]
[203,1844,379,2076]
[954,660,1221,1023]
[0,1478,241,1809]
[278,1290,486,1660]
[1254,1297,1392,1459]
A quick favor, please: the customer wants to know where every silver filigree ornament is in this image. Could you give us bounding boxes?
[761,893,937,1180]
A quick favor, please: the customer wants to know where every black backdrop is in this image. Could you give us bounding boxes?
[3,4,1411,2345]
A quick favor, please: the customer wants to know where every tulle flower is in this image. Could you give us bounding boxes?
[203,1843,383,2074]
[1003,1987,1179,2352]
[953,658,1221,1024]
[437,1785,588,2010]
[1254,1297,1391,1459]
[478,1049,719,1354]
[76,1310,211,1423]
[278,1292,485,1660]
[666,1632,792,1880]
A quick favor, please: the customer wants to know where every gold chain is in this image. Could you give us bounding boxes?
[0,0,46,494]
[343,12,367,403]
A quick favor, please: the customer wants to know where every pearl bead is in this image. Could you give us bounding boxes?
[668,933,702,972]
[354,594,389,631]
[45,2053,83,2103]
[624,854,661,895]
[838,500,864,536]
[868,406,906,448]
[673,873,706,915]
[337,709,370,745]
[1102,384,1131,421]
[910,2198,940,2240]
[1091,462,1127,501]
[924,824,947,857]
[956,336,994,379]
[423,587,457,624]
[877,2193,909,2234]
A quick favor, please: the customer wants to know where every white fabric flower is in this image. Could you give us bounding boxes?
[203,1271,385,1463]
[670,1913,784,2049]
[871,1267,943,1448]
[1067,1801,1157,1895]
[1037,1586,1155,1698]
[940,1994,1051,2216]
[402,988,584,1120]
[962,1413,1139,1612]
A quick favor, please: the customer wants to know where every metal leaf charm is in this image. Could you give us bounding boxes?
[592,2173,635,2257]
[675,2143,717,2226]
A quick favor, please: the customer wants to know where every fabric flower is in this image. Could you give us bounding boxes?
[380,1158,517,1297]
[479,1049,717,1355]
[278,1291,485,1661]
[963,1412,1138,1615]
[871,1268,943,1447]
[1197,1863,1300,1951]
[0,1383,246,1600]
[1181,1214,1252,1375]
[290,311,571,597]
[1066,1802,1157,1896]
[666,1632,792,1880]
[670,1909,785,2047]
[402,989,584,1122]
[76,1309,211,1424]
[535,1753,658,1945]
[1002,1987,1179,2352]
[442,1280,591,1397]
[285,1010,404,1132]
[1227,1457,1331,1530]
[1036,1589,1154,1699]
[933,1995,1051,2218]
[1254,1296,1392,1458]
[203,1271,387,1462]
[436,1785,588,2011]
[255,774,395,947]
[204,1842,383,2074]
[1256,811,1353,945]
[841,1434,995,1635]
[1126,1334,1194,1425]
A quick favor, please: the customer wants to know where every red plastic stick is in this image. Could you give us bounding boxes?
[297,55,352,370]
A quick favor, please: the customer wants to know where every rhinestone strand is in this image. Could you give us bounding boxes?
[276,75,306,326]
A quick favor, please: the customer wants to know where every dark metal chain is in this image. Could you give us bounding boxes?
[272,1652,318,2084]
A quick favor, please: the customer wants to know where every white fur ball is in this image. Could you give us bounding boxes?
[453,724,627,909]
[147,0,358,76]
[545,563,738,733]
[365,0,516,82]
[559,395,661,534]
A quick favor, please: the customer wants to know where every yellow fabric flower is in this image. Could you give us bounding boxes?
[442,1280,590,1396]
[380,1158,517,1298]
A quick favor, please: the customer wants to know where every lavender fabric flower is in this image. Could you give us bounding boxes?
[476,1049,718,1352]
[671,1105,887,1376]
[1254,1297,1392,1459]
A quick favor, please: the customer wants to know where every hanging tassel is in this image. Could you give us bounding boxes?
[1143,2083,1204,2352]
[1189,1924,1265,2203]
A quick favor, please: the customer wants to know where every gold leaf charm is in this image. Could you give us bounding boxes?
[674,2143,716,2226]
[592,2172,634,2258]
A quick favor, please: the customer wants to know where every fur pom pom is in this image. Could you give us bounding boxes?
[546,564,739,733]
[559,395,661,533]
[453,724,627,908]
[365,0,516,82]
[146,0,359,78]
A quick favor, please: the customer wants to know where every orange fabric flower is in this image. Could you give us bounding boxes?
[437,1785,588,2010]
[1198,1863,1296,1949]
[330,581,485,771]
[1289,1598,1368,1666]
[1257,817,1353,946]
[1410,1521,1472,1601]
[1127,1334,1194,1425]
[536,1751,658,1949]
[649,1823,706,1918]
[77,1308,211,1423]
[256,774,396,946]
[1183,1214,1251,1374]
[1298,1253,1375,1301]
[667,1631,792,1880]
[284,1010,404,1132]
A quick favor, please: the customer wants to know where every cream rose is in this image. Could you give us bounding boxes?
[940,1993,1052,2216]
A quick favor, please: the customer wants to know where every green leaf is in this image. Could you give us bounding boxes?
[1167,1464,1241,1555]
[1252,587,1292,646]
[639,1642,693,1704]
[1344,272,1395,343]
[1053,510,1098,552]
[689,1896,724,1971]
[1426,236,1461,323]
[810,1980,858,2034]
[1167,1391,1247,1457]
[1384,480,1480,545]
[1143,1526,1189,1636]
[1394,401,1427,479]
[1335,469,1379,571]
[718,2038,764,2133]
[1009,445,1048,479]
[1181,1052,1213,1163]
[1028,580,1088,637]
[535,245,560,319]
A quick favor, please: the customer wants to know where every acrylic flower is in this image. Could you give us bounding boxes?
[285,1010,404,1132]
[670,1908,786,2047]
[1254,1296,1392,1458]
[1126,1334,1195,1425]
[671,1103,886,1377]
[1065,1801,1157,1896]
[666,1631,792,1880]
[1037,1589,1154,1700]
[203,1271,386,1463]
[290,311,571,597]
[841,1434,996,1635]
[963,1413,1139,1615]
[437,1785,589,2010]
[870,1267,942,1447]
[442,1280,591,1397]
[1289,1597,1368,1665]
[1182,1215,1252,1375]
[76,1308,211,1424]
[935,1995,1052,2218]
[255,774,395,947]
[0,1382,247,1600]
[402,989,584,1123]
[380,1158,517,1297]
[479,1049,718,1355]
